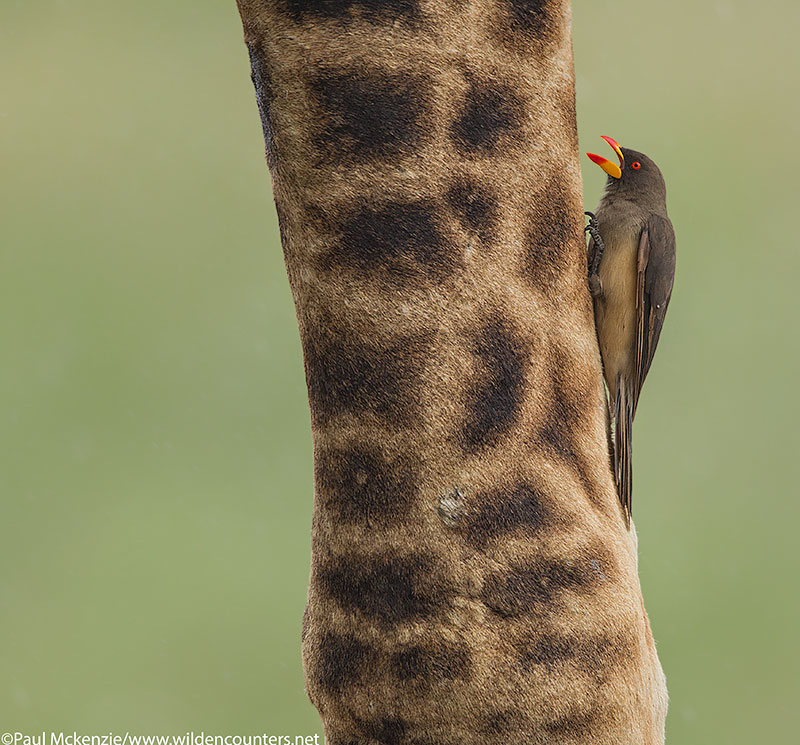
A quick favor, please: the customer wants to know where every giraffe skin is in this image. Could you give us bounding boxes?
[234,1,668,742]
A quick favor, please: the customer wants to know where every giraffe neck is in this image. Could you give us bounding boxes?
[237,0,667,742]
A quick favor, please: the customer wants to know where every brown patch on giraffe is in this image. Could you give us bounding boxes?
[523,178,581,292]
[446,177,499,244]
[303,327,430,427]
[504,0,554,34]
[319,551,455,627]
[315,442,418,524]
[462,482,557,549]
[539,375,587,457]
[461,317,529,453]
[481,709,529,736]
[449,77,525,158]
[543,709,598,738]
[517,630,636,683]
[320,200,459,284]
[558,76,580,153]
[310,68,431,164]
[315,632,375,693]
[358,717,408,745]
[517,633,573,668]
[281,0,421,25]
[523,223,569,290]
[537,347,607,509]
[390,641,472,684]
[480,545,613,618]
[489,0,562,51]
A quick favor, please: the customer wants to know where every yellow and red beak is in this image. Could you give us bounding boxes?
[587,135,624,179]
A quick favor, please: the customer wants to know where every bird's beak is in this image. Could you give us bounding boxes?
[587,135,624,179]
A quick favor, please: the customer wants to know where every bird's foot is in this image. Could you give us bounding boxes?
[584,211,606,278]
[588,272,603,298]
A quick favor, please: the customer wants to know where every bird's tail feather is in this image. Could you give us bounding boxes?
[614,376,634,524]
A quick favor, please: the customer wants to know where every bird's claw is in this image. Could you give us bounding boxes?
[584,211,606,278]
[588,272,603,298]
[584,212,602,240]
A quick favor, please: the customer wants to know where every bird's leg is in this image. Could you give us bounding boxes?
[585,211,606,278]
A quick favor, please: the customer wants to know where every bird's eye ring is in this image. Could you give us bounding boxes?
[632,161,641,170]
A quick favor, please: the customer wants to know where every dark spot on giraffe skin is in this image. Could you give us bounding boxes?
[446,178,499,242]
[303,327,429,427]
[523,182,582,292]
[359,718,408,745]
[463,483,553,548]
[536,349,606,509]
[481,709,528,736]
[312,70,429,163]
[391,642,471,683]
[246,44,277,169]
[333,734,442,745]
[518,634,575,668]
[486,2,562,57]
[315,442,417,523]
[524,224,568,288]
[320,552,453,627]
[480,556,600,618]
[283,0,419,24]
[450,79,524,156]
[580,634,635,677]
[540,376,582,457]
[518,629,638,677]
[392,647,424,680]
[315,632,374,692]
[544,710,597,737]
[504,0,550,35]
[322,200,457,283]
[560,80,580,152]
[490,0,561,51]
[462,317,528,453]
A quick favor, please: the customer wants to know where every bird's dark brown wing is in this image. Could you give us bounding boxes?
[634,214,676,411]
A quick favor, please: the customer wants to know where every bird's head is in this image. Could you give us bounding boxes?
[586,136,666,205]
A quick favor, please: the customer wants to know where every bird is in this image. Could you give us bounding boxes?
[584,135,676,523]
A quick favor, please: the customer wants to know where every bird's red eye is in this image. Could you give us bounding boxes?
[632,161,641,170]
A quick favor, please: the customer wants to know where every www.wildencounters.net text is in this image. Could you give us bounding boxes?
[3,733,320,745]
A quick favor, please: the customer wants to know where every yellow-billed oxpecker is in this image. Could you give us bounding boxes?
[584,135,675,522]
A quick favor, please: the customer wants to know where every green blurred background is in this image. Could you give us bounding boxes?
[1,1,797,742]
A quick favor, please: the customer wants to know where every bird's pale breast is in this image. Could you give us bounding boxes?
[595,221,640,401]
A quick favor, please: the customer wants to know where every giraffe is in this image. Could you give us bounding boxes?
[234,0,668,742]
